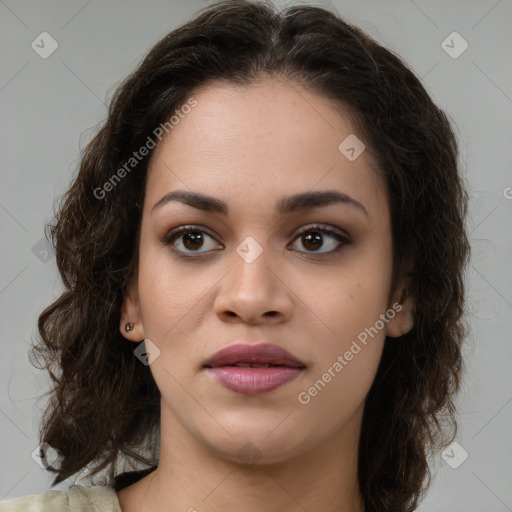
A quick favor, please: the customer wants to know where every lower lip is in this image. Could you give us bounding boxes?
[206,366,304,395]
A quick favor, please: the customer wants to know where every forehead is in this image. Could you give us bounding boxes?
[145,78,387,221]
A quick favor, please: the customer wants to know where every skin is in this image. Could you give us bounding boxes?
[117,78,414,512]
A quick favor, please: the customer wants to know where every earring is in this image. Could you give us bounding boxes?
[125,322,135,332]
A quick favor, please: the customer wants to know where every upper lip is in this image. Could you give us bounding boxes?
[203,343,306,368]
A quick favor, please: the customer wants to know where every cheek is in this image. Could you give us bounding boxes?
[297,270,391,416]
[299,243,392,405]
[306,249,393,345]
[136,243,202,344]
[304,287,387,398]
[137,241,232,376]
[296,339,383,434]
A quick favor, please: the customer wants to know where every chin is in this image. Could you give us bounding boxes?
[199,421,311,466]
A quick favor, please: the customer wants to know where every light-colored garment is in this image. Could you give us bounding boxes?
[0,484,122,511]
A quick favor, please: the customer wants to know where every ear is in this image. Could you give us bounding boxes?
[385,272,415,338]
[120,277,145,342]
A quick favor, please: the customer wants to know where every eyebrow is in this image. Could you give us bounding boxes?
[151,189,368,217]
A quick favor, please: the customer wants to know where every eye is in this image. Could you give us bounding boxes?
[289,224,349,255]
[162,223,350,258]
[162,226,221,256]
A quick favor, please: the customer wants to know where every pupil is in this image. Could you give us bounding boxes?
[184,231,203,250]
[303,231,322,251]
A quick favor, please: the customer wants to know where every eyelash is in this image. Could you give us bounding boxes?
[161,224,351,259]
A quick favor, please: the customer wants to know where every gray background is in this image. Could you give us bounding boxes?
[1,1,511,511]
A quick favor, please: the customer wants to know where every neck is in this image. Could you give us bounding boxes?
[118,401,366,512]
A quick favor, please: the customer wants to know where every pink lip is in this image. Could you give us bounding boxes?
[203,343,306,395]
[206,367,303,395]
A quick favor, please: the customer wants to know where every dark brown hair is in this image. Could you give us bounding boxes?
[31,1,470,511]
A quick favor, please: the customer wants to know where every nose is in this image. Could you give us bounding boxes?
[214,242,293,325]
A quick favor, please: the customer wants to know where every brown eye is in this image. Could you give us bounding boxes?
[163,226,221,255]
[181,230,205,251]
[290,225,349,255]
[301,231,324,251]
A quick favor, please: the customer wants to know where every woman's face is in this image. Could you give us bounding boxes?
[121,78,413,465]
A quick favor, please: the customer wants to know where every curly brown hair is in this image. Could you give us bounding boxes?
[30,1,471,511]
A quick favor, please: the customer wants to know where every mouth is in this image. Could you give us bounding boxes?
[203,342,306,369]
[203,343,306,395]
[214,363,299,368]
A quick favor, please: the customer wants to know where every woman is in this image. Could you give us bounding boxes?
[0,0,470,511]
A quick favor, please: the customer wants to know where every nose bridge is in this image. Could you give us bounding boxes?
[231,234,277,299]
[215,233,293,322]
